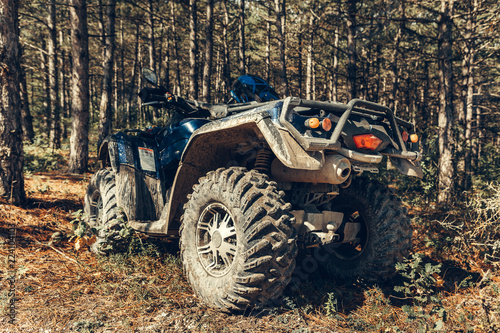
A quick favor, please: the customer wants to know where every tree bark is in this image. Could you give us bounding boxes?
[332,26,339,102]
[202,0,214,102]
[189,0,198,99]
[126,23,139,127]
[48,0,61,149]
[460,0,477,192]
[346,0,357,100]
[238,0,245,75]
[437,0,455,206]
[221,0,230,98]
[305,13,315,100]
[68,0,90,174]
[19,55,35,142]
[40,37,51,138]
[0,0,25,204]
[148,0,156,73]
[275,0,288,96]
[97,0,116,149]
[171,1,181,96]
[59,30,68,140]
[297,17,303,98]
[389,1,404,112]
[119,13,125,119]
[266,4,272,83]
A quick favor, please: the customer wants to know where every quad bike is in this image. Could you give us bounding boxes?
[84,68,422,311]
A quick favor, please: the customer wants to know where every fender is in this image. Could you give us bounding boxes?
[161,104,326,232]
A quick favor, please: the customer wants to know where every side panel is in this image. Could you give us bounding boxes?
[116,165,164,221]
[99,133,164,221]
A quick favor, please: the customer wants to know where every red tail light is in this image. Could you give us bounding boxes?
[353,134,383,150]
[402,131,409,142]
[322,118,332,131]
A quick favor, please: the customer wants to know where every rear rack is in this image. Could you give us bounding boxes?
[279,97,421,162]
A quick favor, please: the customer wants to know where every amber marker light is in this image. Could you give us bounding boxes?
[353,134,383,150]
[322,118,332,131]
[305,118,320,129]
[410,134,419,143]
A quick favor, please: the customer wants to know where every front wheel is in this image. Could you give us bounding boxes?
[180,167,297,311]
[320,177,412,281]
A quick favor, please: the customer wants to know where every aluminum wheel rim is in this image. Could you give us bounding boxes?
[196,203,238,277]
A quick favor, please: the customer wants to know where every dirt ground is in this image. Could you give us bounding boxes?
[0,171,499,332]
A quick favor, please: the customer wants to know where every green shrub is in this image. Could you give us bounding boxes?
[395,253,446,331]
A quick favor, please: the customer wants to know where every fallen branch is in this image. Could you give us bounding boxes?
[26,234,83,268]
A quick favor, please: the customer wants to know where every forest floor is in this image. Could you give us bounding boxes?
[0,151,499,332]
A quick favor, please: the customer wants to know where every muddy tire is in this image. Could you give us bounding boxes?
[84,168,127,254]
[180,167,297,311]
[321,177,412,281]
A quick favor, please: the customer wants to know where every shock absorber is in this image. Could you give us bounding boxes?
[254,148,273,174]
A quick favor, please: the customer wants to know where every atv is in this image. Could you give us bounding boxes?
[84,68,422,311]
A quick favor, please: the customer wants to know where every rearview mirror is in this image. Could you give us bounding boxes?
[142,68,157,86]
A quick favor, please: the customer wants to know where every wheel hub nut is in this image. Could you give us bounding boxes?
[212,230,223,248]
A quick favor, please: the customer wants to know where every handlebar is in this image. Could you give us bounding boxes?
[139,87,168,103]
[139,86,212,118]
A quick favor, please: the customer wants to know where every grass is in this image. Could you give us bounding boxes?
[0,145,499,332]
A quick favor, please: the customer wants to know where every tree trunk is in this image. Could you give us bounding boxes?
[305,13,315,100]
[119,13,125,119]
[148,0,156,73]
[266,4,272,83]
[221,0,230,98]
[59,30,68,140]
[0,0,25,204]
[474,99,482,169]
[460,0,477,192]
[97,0,116,149]
[48,0,61,149]
[346,0,357,100]
[437,0,455,206]
[275,0,288,96]
[19,57,35,142]
[189,0,198,99]
[40,37,51,138]
[171,1,181,96]
[418,60,430,144]
[159,21,169,91]
[332,26,339,102]
[126,23,140,127]
[238,0,245,75]
[389,1,403,112]
[68,0,90,174]
[137,42,143,126]
[297,17,303,98]
[202,0,214,102]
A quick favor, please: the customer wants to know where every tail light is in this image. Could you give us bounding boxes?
[402,131,409,142]
[322,118,332,131]
[410,134,419,143]
[353,134,383,150]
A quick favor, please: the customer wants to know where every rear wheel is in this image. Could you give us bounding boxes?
[320,178,412,281]
[84,168,127,254]
[180,167,297,311]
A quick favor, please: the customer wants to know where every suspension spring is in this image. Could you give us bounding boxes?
[254,149,273,174]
